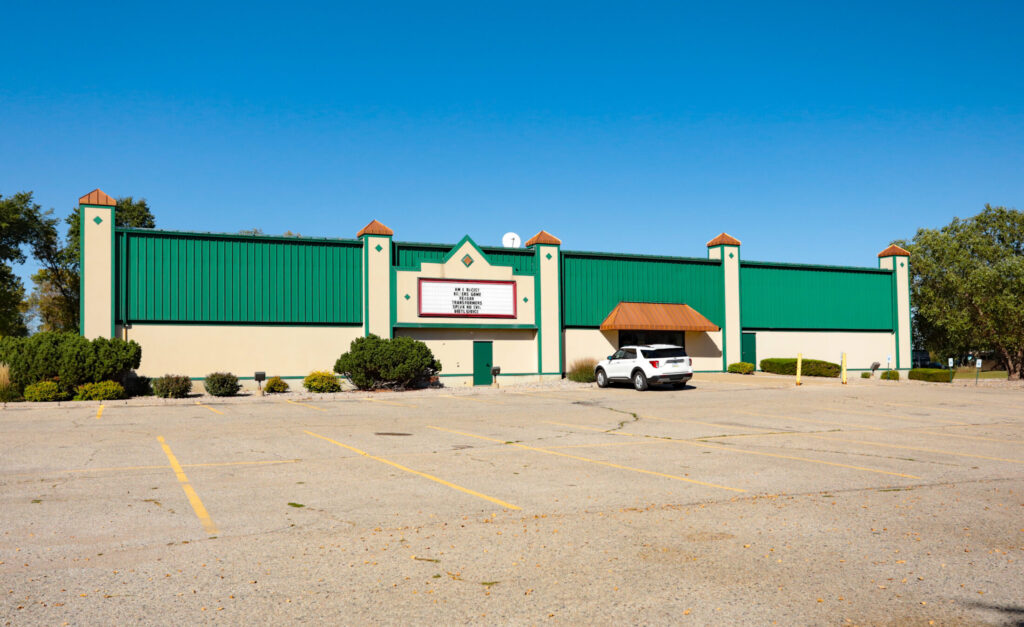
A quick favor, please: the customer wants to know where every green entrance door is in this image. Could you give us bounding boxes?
[473,341,494,386]
[741,332,757,367]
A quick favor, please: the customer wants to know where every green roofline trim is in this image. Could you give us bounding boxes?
[741,259,892,275]
[116,227,362,247]
[561,249,721,265]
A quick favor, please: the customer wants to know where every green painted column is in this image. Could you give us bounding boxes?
[78,189,117,339]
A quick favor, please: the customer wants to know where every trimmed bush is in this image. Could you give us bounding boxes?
[153,375,192,398]
[121,372,153,397]
[881,370,900,381]
[860,371,872,379]
[567,358,598,383]
[334,334,441,390]
[204,372,240,397]
[909,368,951,383]
[73,381,126,401]
[304,370,341,393]
[23,381,67,402]
[760,358,840,378]
[728,362,755,374]
[0,332,141,395]
[264,376,290,393]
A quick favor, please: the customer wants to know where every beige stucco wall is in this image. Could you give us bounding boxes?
[563,328,724,372]
[536,244,561,374]
[750,330,895,370]
[721,246,741,367]
[394,328,538,379]
[364,235,392,337]
[123,324,363,378]
[395,240,536,327]
[82,205,114,339]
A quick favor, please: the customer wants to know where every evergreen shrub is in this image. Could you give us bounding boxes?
[264,376,289,393]
[73,381,126,401]
[334,335,441,390]
[727,362,755,374]
[304,370,341,393]
[760,358,840,378]
[153,375,192,398]
[204,372,240,397]
[881,370,900,381]
[908,368,951,382]
[23,381,67,402]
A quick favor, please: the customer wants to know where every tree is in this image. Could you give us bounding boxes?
[0,192,52,336]
[26,197,156,333]
[896,204,1024,380]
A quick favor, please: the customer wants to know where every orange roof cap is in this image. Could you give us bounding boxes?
[877,244,910,258]
[357,219,394,237]
[525,230,561,246]
[79,189,116,206]
[706,233,741,247]
[600,302,720,332]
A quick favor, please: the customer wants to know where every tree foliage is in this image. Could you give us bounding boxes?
[26,196,156,332]
[896,204,1024,380]
[0,192,53,336]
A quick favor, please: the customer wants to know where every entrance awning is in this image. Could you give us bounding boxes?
[599,302,720,332]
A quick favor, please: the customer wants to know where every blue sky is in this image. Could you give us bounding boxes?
[2,1,1022,283]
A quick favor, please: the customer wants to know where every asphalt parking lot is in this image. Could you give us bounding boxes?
[2,375,1022,625]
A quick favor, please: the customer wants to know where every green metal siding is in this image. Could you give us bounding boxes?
[740,262,893,330]
[393,242,537,275]
[561,253,724,327]
[115,230,362,324]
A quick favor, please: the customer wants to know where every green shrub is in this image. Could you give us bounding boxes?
[567,358,597,383]
[152,375,192,398]
[23,381,67,402]
[121,372,153,397]
[908,368,951,383]
[73,381,126,401]
[334,334,441,390]
[759,358,840,378]
[264,376,290,393]
[881,370,900,381]
[727,362,755,374]
[304,370,341,393]
[204,372,240,397]
[0,332,141,395]
[860,371,872,379]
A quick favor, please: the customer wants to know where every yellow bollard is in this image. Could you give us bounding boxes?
[841,352,847,385]
[796,353,802,386]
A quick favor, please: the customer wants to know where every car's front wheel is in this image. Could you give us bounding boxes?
[632,370,648,391]
[595,368,609,388]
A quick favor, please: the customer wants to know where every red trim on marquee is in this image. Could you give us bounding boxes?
[417,278,518,319]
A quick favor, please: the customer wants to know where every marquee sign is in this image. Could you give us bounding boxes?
[418,278,517,318]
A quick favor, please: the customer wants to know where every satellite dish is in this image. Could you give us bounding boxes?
[502,232,521,248]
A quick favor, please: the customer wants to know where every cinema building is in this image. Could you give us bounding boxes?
[78,189,912,386]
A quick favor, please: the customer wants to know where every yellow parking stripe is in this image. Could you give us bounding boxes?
[427,425,746,493]
[359,398,416,408]
[799,434,1024,465]
[815,405,966,426]
[287,399,325,412]
[442,394,503,405]
[156,436,218,536]
[95,405,104,419]
[195,401,224,415]
[305,430,519,510]
[883,401,1020,421]
[560,423,921,479]
[737,409,884,431]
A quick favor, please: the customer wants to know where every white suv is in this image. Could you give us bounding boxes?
[594,344,693,391]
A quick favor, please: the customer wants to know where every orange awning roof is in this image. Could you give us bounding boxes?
[599,302,720,332]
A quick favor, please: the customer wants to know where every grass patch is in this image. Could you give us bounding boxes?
[481,581,500,587]
[953,368,1008,380]
[287,502,305,508]
[567,358,597,383]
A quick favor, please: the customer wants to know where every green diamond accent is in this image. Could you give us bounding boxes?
[461,254,474,267]
[728,252,734,259]
[523,297,529,303]
[546,253,552,260]
[375,244,383,252]
[404,294,410,300]
[92,216,103,225]
[900,261,905,267]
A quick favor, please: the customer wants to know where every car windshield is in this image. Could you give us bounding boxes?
[642,348,687,358]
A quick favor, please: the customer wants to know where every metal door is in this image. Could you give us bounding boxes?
[741,332,757,366]
[473,341,493,386]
